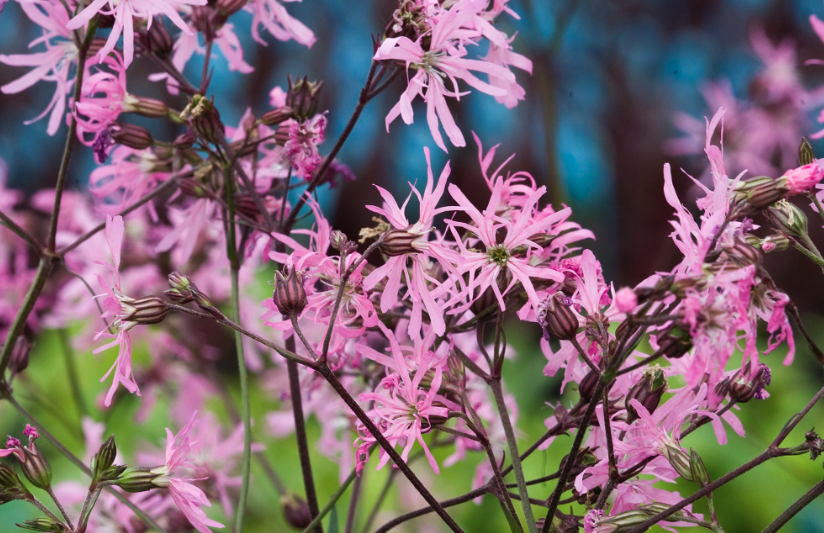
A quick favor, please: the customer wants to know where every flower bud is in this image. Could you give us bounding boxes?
[281,493,312,529]
[111,123,153,150]
[116,467,165,493]
[286,75,324,121]
[721,237,761,266]
[614,287,637,313]
[260,106,294,126]
[121,296,169,326]
[331,230,358,254]
[537,293,579,341]
[625,369,667,424]
[769,199,808,240]
[122,95,169,119]
[0,463,30,502]
[15,518,67,532]
[806,430,823,461]
[780,163,824,195]
[8,337,32,377]
[799,137,816,166]
[689,448,710,486]
[662,442,694,482]
[19,443,52,490]
[729,363,770,403]
[578,369,600,403]
[144,22,173,57]
[181,95,225,144]
[761,233,789,253]
[379,228,424,256]
[639,503,685,519]
[654,330,692,359]
[447,353,464,383]
[273,267,307,317]
[91,436,125,484]
[217,0,247,17]
[192,291,225,319]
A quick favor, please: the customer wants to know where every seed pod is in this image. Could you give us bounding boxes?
[260,106,294,126]
[281,493,312,529]
[121,296,169,326]
[8,337,32,377]
[0,463,29,501]
[769,199,808,240]
[144,22,173,57]
[625,368,667,423]
[15,518,67,532]
[111,123,153,150]
[19,443,52,490]
[689,448,710,486]
[286,75,324,121]
[538,293,579,341]
[181,95,224,145]
[273,267,307,317]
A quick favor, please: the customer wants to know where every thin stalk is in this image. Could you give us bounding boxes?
[318,365,465,533]
[58,328,87,418]
[344,472,363,533]
[361,469,398,533]
[760,478,824,533]
[372,488,487,533]
[785,303,824,366]
[26,496,63,523]
[46,486,74,530]
[7,395,167,533]
[76,487,102,533]
[570,337,600,375]
[540,380,606,533]
[224,166,252,533]
[481,434,523,532]
[287,348,323,533]
[601,386,617,479]
[300,461,364,533]
[0,210,42,252]
[0,257,54,376]
[490,378,537,533]
[58,175,181,256]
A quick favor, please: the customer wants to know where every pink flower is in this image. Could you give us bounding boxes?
[614,287,637,313]
[152,415,225,533]
[374,1,526,151]
[75,53,133,145]
[282,114,327,178]
[447,181,565,314]
[363,147,458,336]
[0,0,78,135]
[93,215,141,406]
[781,163,824,194]
[247,0,315,47]
[67,0,207,67]
[355,324,457,474]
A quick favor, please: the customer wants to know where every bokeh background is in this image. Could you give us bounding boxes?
[2,0,824,531]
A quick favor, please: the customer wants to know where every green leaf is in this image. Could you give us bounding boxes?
[327,505,339,533]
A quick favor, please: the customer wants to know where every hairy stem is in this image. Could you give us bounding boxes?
[760,478,824,533]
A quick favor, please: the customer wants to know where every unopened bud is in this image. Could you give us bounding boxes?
[91,436,125,484]
[447,354,464,382]
[192,291,224,320]
[722,237,761,266]
[379,228,424,256]
[689,448,710,486]
[273,267,307,317]
[281,493,312,529]
[16,518,67,532]
[729,363,770,403]
[614,287,637,313]
[799,137,816,166]
[19,443,52,490]
[537,292,579,341]
[639,503,685,520]
[286,75,324,121]
[260,106,294,126]
[0,463,29,501]
[181,95,224,144]
[122,95,169,119]
[769,199,808,239]
[330,230,358,254]
[166,273,195,304]
[116,467,165,493]
[654,331,692,359]
[625,368,667,423]
[762,233,790,253]
[740,177,789,212]
[780,163,824,195]
[662,442,694,482]
[8,337,32,377]
[121,296,169,326]
[111,123,153,150]
[144,22,173,57]
[578,369,600,403]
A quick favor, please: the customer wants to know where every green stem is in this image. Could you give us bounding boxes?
[46,486,74,530]
[224,166,252,533]
[7,395,167,533]
[58,328,87,418]
[300,464,359,533]
[26,495,63,524]
[489,379,537,533]
[0,210,42,252]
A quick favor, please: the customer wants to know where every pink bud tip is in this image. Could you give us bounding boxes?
[783,163,824,194]
[615,287,638,313]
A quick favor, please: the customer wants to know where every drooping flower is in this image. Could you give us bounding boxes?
[247,0,315,48]
[282,113,327,178]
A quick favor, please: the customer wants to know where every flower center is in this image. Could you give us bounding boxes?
[487,245,511,267]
